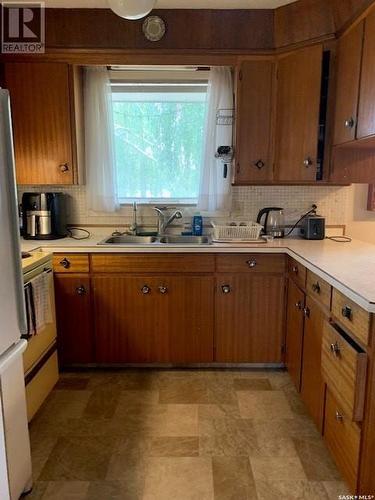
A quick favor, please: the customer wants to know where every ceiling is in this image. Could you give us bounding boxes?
[44,0,296,8]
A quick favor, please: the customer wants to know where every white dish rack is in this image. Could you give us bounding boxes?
[211,221,264,243]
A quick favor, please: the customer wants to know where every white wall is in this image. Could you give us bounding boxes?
[345,184,375,244]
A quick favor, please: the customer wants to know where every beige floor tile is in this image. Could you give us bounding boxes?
[85,480,143,500]
[155,404,199,436]
[119,390,160,405]
[252,417,320,441]
[39,436,117,481]
[55,378,89,391]
[250,456,307,482]
[41,481,89,499]
[250,436,298,458]
[198,404,241,420]
[200,417,258,457]
[322,480,351,497]
[83,390,120,419]
[212,456,257,500]
[293,438,342,481]
[255,480,329,500]
[26,481,49,500]
[149,436,199,457]
[159,379,209,404]
[29,434,58,481]
[233,379,272,391]
[142,457,214,500]
[106,456,146,485]
[237,391,294,419]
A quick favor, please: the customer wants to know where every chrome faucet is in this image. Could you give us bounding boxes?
[128,202,138,235]
[154,207,183,235]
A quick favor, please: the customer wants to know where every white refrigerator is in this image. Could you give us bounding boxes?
[0,89,33,498]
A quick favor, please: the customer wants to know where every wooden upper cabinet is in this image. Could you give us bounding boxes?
[275,45,323,182]
[332,22,364,146]
[234,60,275,184]
[4,62,75,185]
[357,11,375,140]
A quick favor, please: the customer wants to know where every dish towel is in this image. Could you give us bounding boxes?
[24,271,53,337]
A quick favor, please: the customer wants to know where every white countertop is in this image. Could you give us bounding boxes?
[21,231,375,313]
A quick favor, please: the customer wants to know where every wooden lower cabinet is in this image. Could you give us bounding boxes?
[285,279,305,390]
[301,296,326,431]
[215,274,285,363]
[93,275,214,363]
[54,274,93,365]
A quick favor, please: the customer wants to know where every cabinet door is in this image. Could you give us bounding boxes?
[4,62,74,184]
[168,276,214,363]
[285,279,305,391]
[333,22,364,145]
[275,45,323,181]
[234,60,275,183]
[215,274,285,363]
[93,276,169,363]
[54,274,92,365]
[301,296,326,431]
[357,12,375,139]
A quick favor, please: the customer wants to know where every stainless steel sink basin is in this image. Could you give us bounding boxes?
[159,235,211,245]
[99,235,158,245]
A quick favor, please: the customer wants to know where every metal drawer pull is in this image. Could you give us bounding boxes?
[335,411,344,422]
[60,163,70,173]
[341,305,352,320]
[76,285,86,296]
[141,285,151,294]
[247,260,257,268]
[330,341,341,356]
[158,286,168,294]
[60,257,71,269]
[303,157,313,167]
[222,285,231,294]
[292,266,298,274]
[312,282,321,294]
[295,301,302,310]
[303,306,310,318]
[344,117,355,129]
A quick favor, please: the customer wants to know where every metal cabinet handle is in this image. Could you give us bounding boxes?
[60,163,70,173]
[222,285,231,294]
[292,266,298,274]
[295,301,302,310]
[341,305,352,320]
[303,306,310,318]
[76,285,86,296]
[158,285,168,294]
[60,257,71,269]
[330,341,341,356]
[312,282,321,294]
[254,159,265,170]
[335,411,344,422]
[303,157,313,167]
[247,259,257,268]
[141,285,151,294]
[344,117,355,129]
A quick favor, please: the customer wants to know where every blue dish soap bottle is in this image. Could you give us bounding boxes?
[192,213,203,236]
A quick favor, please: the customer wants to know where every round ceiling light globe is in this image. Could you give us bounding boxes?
[108,0,156,20]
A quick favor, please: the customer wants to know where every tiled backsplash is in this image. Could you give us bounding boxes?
[18,184,350,228]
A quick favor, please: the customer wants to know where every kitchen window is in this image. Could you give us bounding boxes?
[111,70,208,204]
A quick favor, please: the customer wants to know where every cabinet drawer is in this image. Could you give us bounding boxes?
[216,254,285,273]
[331,289,371,346]
[321,322,367,421]
[324,389,361,492]
[287,257,306,288]
[53,254,89,273]
[306,270,332,309]
[91,254,215,273]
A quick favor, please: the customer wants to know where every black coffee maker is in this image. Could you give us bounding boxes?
[21,192,67,240]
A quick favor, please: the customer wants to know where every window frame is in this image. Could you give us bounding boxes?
[110,67,209,206]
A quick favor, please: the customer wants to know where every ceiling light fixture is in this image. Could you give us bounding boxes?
[108,0,157,20]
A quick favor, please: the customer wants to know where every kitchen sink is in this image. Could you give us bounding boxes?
[159,235,211,245]
[98,234,212,245]
[98,235,158,245]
